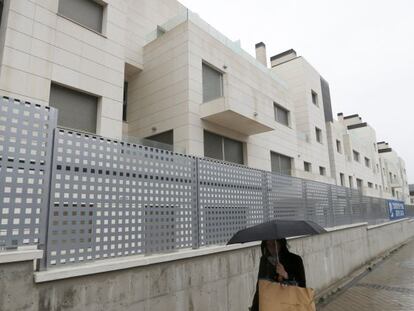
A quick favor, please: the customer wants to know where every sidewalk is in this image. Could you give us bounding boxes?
[319,239,414,311]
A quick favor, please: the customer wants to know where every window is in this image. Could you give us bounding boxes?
[123,81,128,122]
[146,130,173,151]
[349,176,353,188]
[340,173,345,186]
[311,90,318,106]
[356,178,363,190]
[336,140,342,153]
[274,103,290,126]
[389,172,393,181]
[364,157,370,168]
[304,161,312,172]
[202,63,223,102]
[58,0,105,33]
[339,173,345,187]
[204,131,243,164]
[315,127,322,143]
[368,182,373,188]
[271,152,292,176]
[353,150,360,162]
[375,184,378,190]
[49,83,98,133]
[319,166,326,176]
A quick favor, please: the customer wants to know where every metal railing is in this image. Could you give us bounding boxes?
[0,97,409,269]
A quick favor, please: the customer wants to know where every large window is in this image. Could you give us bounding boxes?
[202,63,223,103]
[204,131,243,164]
[274,103,290,126]
[49,83,98,133]
[58,0,105,33]
[271,152,292,176]
[319,166,326,176]
[364,157,371,168]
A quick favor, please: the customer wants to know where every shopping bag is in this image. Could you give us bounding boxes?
[259,279,316,311]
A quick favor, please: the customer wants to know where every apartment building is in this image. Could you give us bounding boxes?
[377,141,410,202]
[409,184,414,204]
[0,0,186,138]
[0,0,410,202]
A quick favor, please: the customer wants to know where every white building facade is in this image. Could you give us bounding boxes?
[0,0,410,203]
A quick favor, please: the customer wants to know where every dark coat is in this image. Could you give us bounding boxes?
[250,244,306,311]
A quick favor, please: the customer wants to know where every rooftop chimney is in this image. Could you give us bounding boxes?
[270,49,297,67]
[255,42,267,67]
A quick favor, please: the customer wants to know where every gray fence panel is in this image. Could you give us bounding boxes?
[304,180,332,227]
[331,185,352,226]
[0,97,57,249]
[44,129,197,267]
[198,158,265,246]
[268,173,305,221]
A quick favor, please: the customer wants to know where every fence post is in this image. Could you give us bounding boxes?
[262,171,270,222]
[302,180,309,221]
[193,157,200,249]
[37,127,57,271]
[328,185,334,227]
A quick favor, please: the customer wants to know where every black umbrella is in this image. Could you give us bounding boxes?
[227,219,327,245]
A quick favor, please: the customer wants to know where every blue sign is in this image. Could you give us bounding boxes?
[387,200,406,220]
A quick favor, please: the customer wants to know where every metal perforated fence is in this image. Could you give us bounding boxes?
[45,128,198,266]
[0,96,406,269]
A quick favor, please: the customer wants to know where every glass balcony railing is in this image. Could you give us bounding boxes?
[145,8,287,88]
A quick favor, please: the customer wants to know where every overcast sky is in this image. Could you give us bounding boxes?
[179,0,414,183]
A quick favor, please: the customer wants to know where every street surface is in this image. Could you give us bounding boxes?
[319,239,414,311]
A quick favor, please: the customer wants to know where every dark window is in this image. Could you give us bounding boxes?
[204,131,243,164]
[368,182,373,188]
[364,157,370,168]
[315,127,322,143]
[270,152,292,176]
[58,0,104,33]
[349,176,353,188]
[146,130,173,146]
[304,161,312,172]
[123,81,128,122]
[202,63,223,103]
[353,150,360,162]
[319,166,326,176]
[311,90,318,106]
[49,83,98,133]
[340,173,345,186]
[336,140,342,153]
[356,178,363,190]
[274,103,289,126]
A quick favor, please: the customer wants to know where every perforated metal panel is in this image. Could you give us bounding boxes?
[304,180,332,227]
[268,173,305,221]
[45,129,197,267]
[0,97,57,249]
[330,185,352,226]
[198,158,265,246]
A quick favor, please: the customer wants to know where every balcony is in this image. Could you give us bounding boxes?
[200,97,274,135]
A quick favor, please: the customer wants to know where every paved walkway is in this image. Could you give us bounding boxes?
[319,239,414,311]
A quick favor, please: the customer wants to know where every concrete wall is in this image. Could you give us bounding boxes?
[1,219,413,311]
